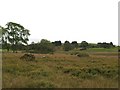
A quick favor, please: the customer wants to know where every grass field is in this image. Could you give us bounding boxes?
[2,48,118,88]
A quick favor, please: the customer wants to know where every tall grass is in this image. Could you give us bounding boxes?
[2,52,118,88]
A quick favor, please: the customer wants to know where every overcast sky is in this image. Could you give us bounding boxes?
[0,0,119,45]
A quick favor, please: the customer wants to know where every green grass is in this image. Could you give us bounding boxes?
[72,47,118,52]
[2,49,118,88]
[85,47,118,52]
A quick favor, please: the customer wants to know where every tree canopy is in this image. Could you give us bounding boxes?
[2,22,30,52]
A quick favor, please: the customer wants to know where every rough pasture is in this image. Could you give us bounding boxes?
[2,51,118,88]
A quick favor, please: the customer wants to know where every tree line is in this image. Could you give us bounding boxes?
[0,22,116,53]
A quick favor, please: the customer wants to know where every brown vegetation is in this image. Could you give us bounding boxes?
[2,50,118,88]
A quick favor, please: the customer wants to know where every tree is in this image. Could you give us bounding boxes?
[0,26,3,49]
[97,42,114,48]
[0,26,10,51]
[110,42,115,47]
[52,41,62,46]
[110,42,113,46]
[71,41,78,49]
[17,43,26,51]
[28,39,54,54]
[87,43,97,48]
[80,41,88,49]
[39,39,54,53]
[5,22,30,52]
[63,41,73,51]
[40,39,51,44]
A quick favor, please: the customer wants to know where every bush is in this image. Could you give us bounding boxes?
[70,51,79,55]
[28,39,55,54]
[76,52,89,57]
[71,51,89,57]
[63,41,73,51]
[20,54,35,61]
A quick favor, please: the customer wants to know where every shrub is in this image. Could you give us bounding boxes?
[63,41,73,51]
[70,51,79,55]
[28,39,55,54]
[20,54,35,61]
[76,52,89,57]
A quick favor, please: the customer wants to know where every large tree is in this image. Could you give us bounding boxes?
[0,26,10,51]
[5,22,30,52]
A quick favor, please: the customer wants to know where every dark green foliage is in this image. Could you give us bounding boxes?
[63,41,73,51]
[80,41,88,49]
[52,41,62,46]
[6,22,30,52]
[39,39,54,53]
[2,22,30,52]
[71,41,78,49]
[28,39,54,54]
[17,43,26,51]
[97,42,115,48]
[1,26,10,51]
[2,43,11,51]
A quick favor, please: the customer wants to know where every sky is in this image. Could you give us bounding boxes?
[0,0,119,45]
